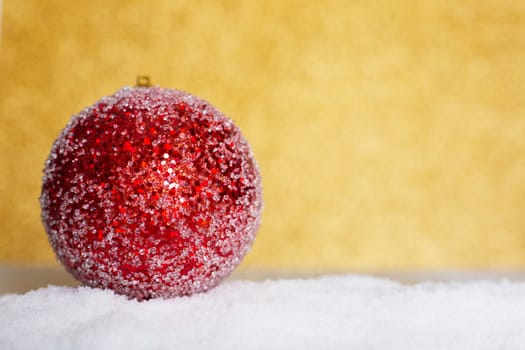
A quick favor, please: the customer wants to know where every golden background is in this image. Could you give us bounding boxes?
[1,0,525,271]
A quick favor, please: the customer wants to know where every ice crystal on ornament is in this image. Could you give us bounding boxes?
[40,86,262,300]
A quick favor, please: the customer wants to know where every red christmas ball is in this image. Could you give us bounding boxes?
[40,85,262,299]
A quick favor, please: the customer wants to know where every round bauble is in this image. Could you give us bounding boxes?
[40,85,262,300]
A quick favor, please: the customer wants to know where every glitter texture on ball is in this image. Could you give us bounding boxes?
[40,86,262,300]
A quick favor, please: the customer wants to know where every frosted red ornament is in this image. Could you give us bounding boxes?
[40,83,262,300]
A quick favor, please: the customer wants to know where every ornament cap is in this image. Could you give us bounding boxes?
[136,76,151,87]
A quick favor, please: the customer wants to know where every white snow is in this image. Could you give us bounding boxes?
[2,274,525,350]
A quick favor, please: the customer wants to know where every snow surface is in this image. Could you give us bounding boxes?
[2,274,525,350]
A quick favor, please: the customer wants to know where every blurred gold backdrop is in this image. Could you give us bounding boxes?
[1,0,525,270]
